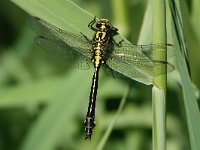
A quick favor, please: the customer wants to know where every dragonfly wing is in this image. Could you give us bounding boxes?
[116,48,174,73]
[112,47,154,72]
[106,46,174,85]
[28,17,56,38]
[35,36,74,58]
[76,58,91,70]
[113,46,174,73]
[153,60,175,73]
[106,55,153,85]
[35,36,91,69]
[118,43,174,59]
[29,17,92,59]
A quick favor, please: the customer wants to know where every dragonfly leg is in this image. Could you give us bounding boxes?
[110,27,119,36]
[112,39,124,47]
[88,16,97,31]
[80,32,92,44]
[106,64,116,78]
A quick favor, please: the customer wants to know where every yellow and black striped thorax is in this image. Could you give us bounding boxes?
[91,19,113,68]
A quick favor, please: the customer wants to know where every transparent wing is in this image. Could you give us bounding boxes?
[77,59,91,70]
[106,57,153,85]
[112,46,174,73]
[132,43,174,59]
[35,36,91,69]
[28,17,92,58]
[106,45,174,84]
[112,42,174,59]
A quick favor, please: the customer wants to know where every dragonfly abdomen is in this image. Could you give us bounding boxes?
[84,66,100,140]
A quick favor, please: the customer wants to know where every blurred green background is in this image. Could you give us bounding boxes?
[0,0,199,150]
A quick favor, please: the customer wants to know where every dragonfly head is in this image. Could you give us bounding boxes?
[96,19,113,31]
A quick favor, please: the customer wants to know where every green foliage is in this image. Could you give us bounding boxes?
[169,0,200,149]
[0,0,199,150]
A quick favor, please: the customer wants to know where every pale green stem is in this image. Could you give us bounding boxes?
[151,0,167,150]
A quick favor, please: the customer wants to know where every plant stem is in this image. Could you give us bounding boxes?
[151,0,167,149]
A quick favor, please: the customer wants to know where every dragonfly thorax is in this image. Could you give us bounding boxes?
[92,30,110,68]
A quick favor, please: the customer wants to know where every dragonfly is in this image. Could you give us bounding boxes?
[28,16,174,140]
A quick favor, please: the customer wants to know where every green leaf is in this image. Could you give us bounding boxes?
[0,76,66,107]
[20,69,93,150]
[11,0,94,36]
[169,1,200,150]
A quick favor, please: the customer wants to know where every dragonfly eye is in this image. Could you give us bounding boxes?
[105,22,112,29]
[96,22,102,28]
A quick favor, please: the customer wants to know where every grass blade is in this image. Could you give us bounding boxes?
[169,1,200,149]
